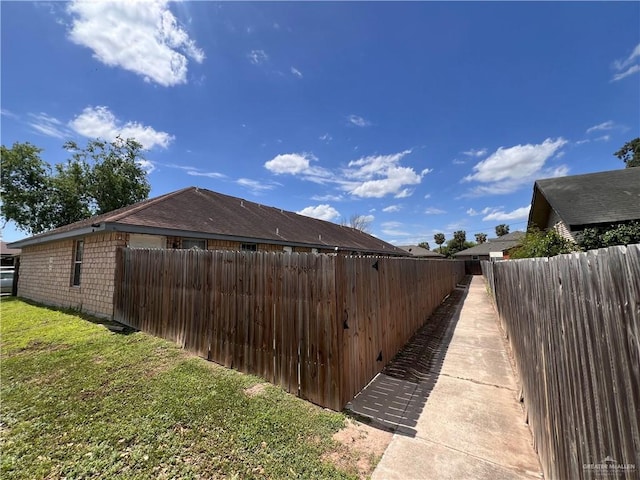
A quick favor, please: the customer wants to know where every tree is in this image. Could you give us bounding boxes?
[1,137,151,235]
[495,224,510,237]
[510,228,578,259]
[452,230,467,250]
[577,221,640,250]
[434,233,446,253]
[614,138,640,168]
[342,214,372,233]
[417,241,430,250]
[475,232,488,244]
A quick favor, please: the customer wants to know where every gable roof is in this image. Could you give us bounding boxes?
[529,168,640,230]
[1,241,21,256]
[8,187,406,256]
[452,231,525,257]
[397,245,446,258]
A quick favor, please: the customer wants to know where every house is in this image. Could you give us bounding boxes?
[8,186,408,319]
[528,168,640,241]
[453,231,525,262]
[1,241,20,267]
[397,245,446,258]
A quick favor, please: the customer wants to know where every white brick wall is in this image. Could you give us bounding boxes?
[17,232,128,318]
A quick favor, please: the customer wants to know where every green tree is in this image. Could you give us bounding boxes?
[0,142,55,234]
[614,137,640,168]
[475,232,488,244]
[577,221,640,250]
[1,138,150,235]
[453,230,467,249]
[495,224,510,237]
[417,241,430,250]
[434,233,446,253]
[510,228,578,259]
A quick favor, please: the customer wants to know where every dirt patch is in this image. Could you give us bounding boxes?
[323,419,392,478]
[243,383,269,397]
[17,340,69,355]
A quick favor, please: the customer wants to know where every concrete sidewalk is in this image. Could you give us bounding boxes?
[355,276,542,480]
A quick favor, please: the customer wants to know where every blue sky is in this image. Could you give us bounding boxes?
[2,1,639,245]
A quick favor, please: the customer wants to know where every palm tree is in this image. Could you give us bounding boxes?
[453,230,467,250]
[495,224,510,237]
[475,233,488,244]
[434,233,445,253]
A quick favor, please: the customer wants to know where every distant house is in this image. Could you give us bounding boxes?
[1,241,20,267]
[452,231,525,262]
[8,187,407,318]
[528,168,640,241]
[397,245,446,259]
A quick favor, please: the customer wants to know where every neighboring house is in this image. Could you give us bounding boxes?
[453,231,525,262]
[8,187,407,319]
[397,245,446,259]
[1,241,20,267]
[528,168,640,241]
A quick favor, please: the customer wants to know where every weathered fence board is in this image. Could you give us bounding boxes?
[114,248,464,410]
[482,245,640,480]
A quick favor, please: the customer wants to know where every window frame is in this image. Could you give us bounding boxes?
[71,239,84,286]
[241,243,258,252]
[181,238,207,250]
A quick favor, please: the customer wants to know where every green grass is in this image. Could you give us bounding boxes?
[0,298,356,479]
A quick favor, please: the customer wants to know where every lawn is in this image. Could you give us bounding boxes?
[0,298,363,479]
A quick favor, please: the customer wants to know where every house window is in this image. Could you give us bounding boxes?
[282,246,293,253]
[241,243,257,251]
[72,239,84,286]
[311,248,319,254]
[472,255,479,260]
[181,238,206,250]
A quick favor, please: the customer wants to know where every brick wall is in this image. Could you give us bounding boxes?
[17,232,127,318]
[546,209,576,241]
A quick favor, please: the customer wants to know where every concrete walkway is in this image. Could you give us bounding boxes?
[350,276,542,480]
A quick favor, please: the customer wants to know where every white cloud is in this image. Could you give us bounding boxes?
[382,204,401,213]
[595,134,611,142]
[612,43,640,81]
[586,120,615,133]
[425,207,446,215]
[462,148,487,157]
[319,133,332,142]
[1,108,17,118]
[482,206,531,222]
[291,66,303,78]
[347,114,370,127]
[612,65,640,82]
[343,150,427,198]
[265,153,313,174]
[424,194,431,199]
[452,159,466,165]
[67,0,204,87]
[187,170,226,179]
[28,113,72,139]
[69,106,174,149]
[236,178,276,193]
[466,208,479,216]
[311,193,343,201]
[463,138,568,195]
[264,149,426,199]
[297,204,340,221]
[248,49,268,65]
[136,159,156,174]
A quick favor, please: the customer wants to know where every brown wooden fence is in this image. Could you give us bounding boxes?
[113,248,464,410]
[482,245,640,480]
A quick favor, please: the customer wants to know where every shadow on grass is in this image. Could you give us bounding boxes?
[344,276,472,438]
[1,296,137,335]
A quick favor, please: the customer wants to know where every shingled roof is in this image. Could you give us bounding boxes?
[452,231,525,257]
[397,245,446,258]
[529,168,640,230]
[9,187,406,256]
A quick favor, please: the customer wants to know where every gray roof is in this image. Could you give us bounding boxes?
[531,168,640,229]
[397,245,446,258]
[453,231,525,257]
[1,241,20,256]
[9,187,407,256]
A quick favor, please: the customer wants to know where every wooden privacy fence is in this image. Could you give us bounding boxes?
[482,245,640,480]
[114,248,465,410]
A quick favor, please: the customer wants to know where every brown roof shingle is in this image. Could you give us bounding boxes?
[10,187,406,255]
